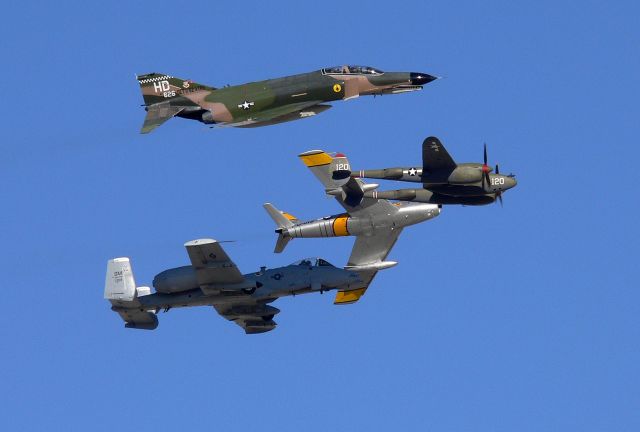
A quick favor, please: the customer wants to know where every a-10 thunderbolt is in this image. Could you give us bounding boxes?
[136,65,437,133]
[263,150,442,304]
[105,239,368,334]
[350,136,517,206]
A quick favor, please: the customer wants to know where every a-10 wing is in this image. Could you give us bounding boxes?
[184,239,279,334]
[184,239,244,288]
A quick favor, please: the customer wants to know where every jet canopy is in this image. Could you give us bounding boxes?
[290,258,335,267]
[322,65,383,75]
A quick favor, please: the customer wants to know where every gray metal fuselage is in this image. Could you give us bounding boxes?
[138,262,361,312]
[280,202,440,240]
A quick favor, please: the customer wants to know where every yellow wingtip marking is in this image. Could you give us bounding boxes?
[334,288,367,305]
[300,152,332,167]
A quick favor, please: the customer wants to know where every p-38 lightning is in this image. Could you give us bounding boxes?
[264,150,441,305]
[352,136,517,206]
[105,239,368,334]
[136,65,437,133]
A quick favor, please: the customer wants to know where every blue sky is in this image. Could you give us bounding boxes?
[1,1,639,430]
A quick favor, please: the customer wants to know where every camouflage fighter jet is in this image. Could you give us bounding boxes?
[136,65,437,133]
[263,150,441,305]
[352,136,517,206]
[105,239,366,334]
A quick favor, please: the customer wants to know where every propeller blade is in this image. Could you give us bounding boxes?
[497,192,503,207]
[495,164,500,174]
[484,172,490,189]
[483,143,488,166]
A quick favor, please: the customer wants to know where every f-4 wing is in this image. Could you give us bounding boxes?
[229,101,331,128]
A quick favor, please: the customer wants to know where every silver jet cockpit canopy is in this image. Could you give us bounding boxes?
[322,65,384,75]
[289,258,336,267]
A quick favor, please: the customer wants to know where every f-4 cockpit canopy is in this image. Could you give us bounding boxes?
[322,65,384,75]
[290,258,335,267]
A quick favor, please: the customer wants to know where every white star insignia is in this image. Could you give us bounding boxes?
[430,143,440,152]
[238,101,255,110]
[408,168,418,176]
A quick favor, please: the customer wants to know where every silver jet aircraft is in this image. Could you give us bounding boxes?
[264,150,442,305]
[105,239,364,334]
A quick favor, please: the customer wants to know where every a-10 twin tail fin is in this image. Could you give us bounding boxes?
[104,258,158,330]
[263,203,298,253]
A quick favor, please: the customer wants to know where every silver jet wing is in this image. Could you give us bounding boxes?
[184,239,246,294]
[299,150,404,305]
[333,227,403,305]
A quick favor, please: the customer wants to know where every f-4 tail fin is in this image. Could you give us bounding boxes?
[263,203,297,253]
[136,72,214,133]
[136,72,214,106]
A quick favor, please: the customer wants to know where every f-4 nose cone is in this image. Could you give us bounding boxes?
[410,72,438,85]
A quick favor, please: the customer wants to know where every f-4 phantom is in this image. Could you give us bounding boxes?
[264,150,441,305]
[105,239,367,334]
[136,65,437,133]
[352,136,517,206]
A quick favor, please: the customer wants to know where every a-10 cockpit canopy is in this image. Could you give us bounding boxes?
[290,258,335,267]
[322,65,384,75]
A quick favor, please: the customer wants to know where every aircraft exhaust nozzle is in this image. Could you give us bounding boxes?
[344,261,398,271]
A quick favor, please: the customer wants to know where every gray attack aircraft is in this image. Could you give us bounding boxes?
[105,239,371,334]
[264,150,441,305]
[350,136,517,206]
[136,65,437,133]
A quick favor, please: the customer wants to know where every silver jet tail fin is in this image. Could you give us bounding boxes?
[274,234,292,254]
[263,203,297,253]
[263,203,295,228]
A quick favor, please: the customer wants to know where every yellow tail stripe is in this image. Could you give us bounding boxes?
[300,152,332,167]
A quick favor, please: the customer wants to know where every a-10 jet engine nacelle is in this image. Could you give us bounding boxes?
[153,266,260,294]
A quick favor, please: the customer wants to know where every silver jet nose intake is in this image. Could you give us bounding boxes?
[410,72,438,85]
